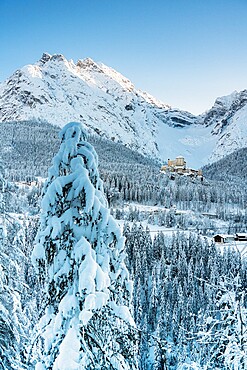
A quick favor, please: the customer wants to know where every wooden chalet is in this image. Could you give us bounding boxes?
[213,234,235,244]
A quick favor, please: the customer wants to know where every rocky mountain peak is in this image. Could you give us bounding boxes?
[39,52,52,65]
[0,53,177,161]
[202,89,247,135]
[76,57,104,74]
[50,54,67,63]
[1,53,247,166]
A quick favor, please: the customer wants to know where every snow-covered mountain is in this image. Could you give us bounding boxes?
[0,53,247,167]
[0,53,202,165]
[158,90,247,166]
[200,90,247,163]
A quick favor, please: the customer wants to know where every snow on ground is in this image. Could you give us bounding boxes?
[116,203,247,255]
[216,241,247,257]
[118,218,247,256]
[117,218,183,241]
[2,53,247,166]
[156,121,217,168]
[209,102,247,163]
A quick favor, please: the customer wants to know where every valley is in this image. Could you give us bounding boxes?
[0,55,247,369]
[1,54,247,167]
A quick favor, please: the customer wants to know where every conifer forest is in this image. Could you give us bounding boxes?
[0,121,247,369]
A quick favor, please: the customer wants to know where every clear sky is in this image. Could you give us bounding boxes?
[1,0,247,114]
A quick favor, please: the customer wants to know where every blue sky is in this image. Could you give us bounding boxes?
[1,0,247,114]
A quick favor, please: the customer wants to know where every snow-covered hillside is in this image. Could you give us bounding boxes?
[0,53,184,161]
[200,90,247,163]
[0,53,247,167]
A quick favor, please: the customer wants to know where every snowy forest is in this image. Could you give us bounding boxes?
[0,120,247,369]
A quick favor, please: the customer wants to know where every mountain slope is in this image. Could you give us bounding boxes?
[200,90,247,163]
[203,146,247,182]
[0,53,204,165]
[0,120,160,182]
[0,53,247,167]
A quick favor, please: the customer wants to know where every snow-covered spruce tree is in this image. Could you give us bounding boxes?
[32,122,138,370]
[0,166,30,369]
[196,276,247,370]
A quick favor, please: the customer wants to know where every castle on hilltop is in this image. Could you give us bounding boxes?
[161,156,203,178]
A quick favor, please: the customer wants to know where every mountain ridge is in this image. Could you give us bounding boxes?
[0,53,247,167]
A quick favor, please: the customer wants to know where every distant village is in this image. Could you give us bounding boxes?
[160,156,203,179]
[160,156,247,246]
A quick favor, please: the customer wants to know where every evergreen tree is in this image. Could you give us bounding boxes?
[197,277,247,370]
[0,166,30,369]
[32,122,138,369]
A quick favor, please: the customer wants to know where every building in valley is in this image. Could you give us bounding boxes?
[161,156,203,178]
